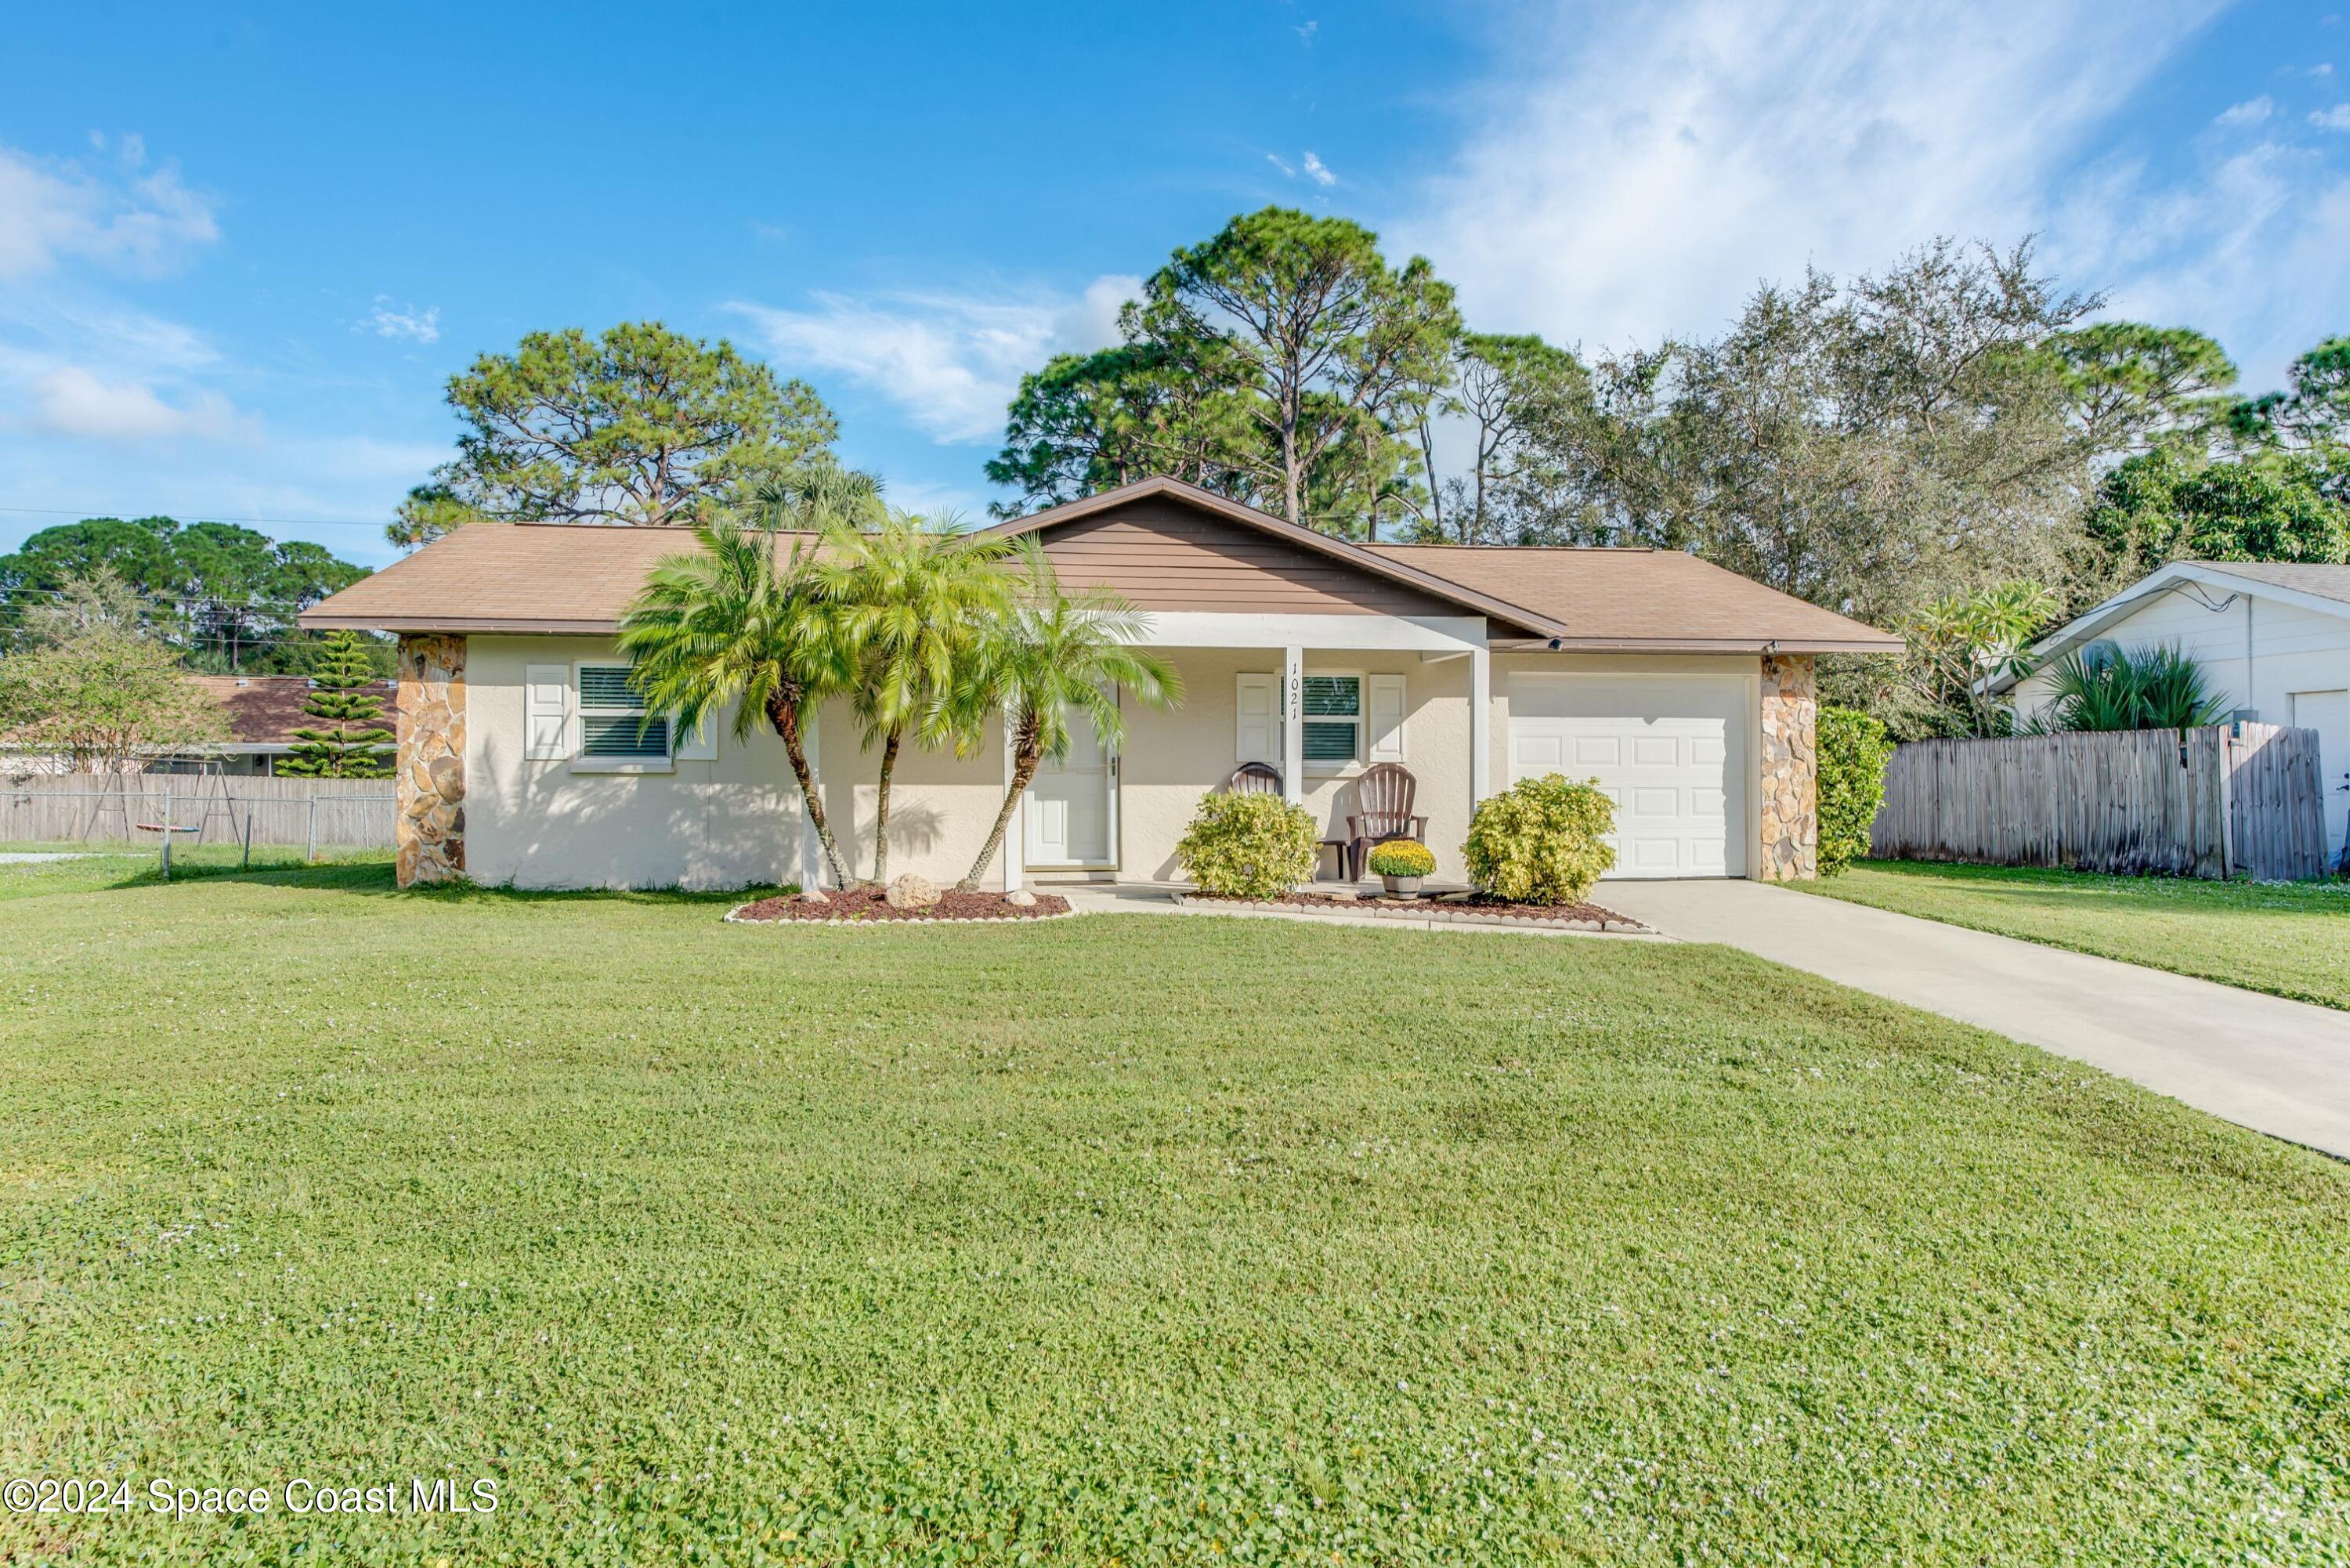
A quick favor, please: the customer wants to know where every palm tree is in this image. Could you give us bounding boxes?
[2028,641,2231,733]
[618,468,879,889]
[819,511,1013,882]
[947,539,1182,890]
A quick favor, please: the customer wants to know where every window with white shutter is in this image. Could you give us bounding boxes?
[1301,674,1361,768]
[577,663,670,760]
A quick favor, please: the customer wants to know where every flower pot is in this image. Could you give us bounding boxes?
[1380,874,1423,898]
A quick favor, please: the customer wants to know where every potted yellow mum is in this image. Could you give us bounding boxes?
[1366,839,1436,898]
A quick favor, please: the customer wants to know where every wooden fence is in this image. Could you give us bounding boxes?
[0,772,396,851]
[1868,723,2328,882]
[2224,723,2330,883]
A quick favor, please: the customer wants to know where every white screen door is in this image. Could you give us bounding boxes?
[1025,699,1117,867]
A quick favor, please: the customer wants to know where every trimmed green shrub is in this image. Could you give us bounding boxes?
[1176,790,1320,898]
[1817,705,1894,876]
[1365,839,1435,878]
[1460,775,1615,904]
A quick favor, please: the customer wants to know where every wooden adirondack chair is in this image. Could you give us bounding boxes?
[1225,761,1282,795]
[1346,763,1427,881]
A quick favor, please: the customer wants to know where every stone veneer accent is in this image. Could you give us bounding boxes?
[1758,652,1817,881]
[396,634,467,887]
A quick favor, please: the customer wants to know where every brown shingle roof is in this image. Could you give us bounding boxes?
[302,523,732,634]
[1368,544,1901,653]
[185,675,402,748]
[302,488,1900,653]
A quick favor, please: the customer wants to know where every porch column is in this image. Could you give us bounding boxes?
[1000,703,1024,893]
[1470,644,1492,805]
[1282,644,1304,803]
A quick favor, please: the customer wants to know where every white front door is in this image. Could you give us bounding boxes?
[2290,688,2350,859]
[1507,672,1750,879]
[1025,701,1117,867]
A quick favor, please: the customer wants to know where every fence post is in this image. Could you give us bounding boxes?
[160,781,172,881]
[242,808,253,872]
[306,795,317,864]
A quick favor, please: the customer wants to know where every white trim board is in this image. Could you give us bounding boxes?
[1128,612,1487,652]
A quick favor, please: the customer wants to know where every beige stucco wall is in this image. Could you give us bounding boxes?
[808,701,1007,887]
[459,634,1792,891]
[466,635,804,891]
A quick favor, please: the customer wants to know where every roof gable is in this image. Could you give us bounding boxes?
[1988,560,2350,694]
[985,479,1564,638]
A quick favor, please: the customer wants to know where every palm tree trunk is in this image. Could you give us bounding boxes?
[872,726,903,883]
[961,730,1041,891]
[766,689,848,890]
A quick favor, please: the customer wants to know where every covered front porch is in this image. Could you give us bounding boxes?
[993,614,1494,894]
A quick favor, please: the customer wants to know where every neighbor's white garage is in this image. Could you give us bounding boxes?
[1508,671,1751,878]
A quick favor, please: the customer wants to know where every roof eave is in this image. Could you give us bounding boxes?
[1493,635,1904,655]
[299,612,624,635]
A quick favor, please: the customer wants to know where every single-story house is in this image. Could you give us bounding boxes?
[1991,560,2350,858]
[299,477,1900,891]
[0,674,400,777]
[148,675,402,775]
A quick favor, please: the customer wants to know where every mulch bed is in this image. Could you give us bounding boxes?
[1177,890,1647,933]
[728,886,1072,924]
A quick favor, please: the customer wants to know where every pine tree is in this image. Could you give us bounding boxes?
[280,630,394,778]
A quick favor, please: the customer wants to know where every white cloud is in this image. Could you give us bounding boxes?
[0,139,219,280]
[1395,0,2228,353]
[1296,20,1318,45]
[2216,96,2274,126]
[361,298,440,343]
[2063,139,2350,391]
[27,365,242,442]
[1269,150,1339,187]
[728,274,1142,444]
[2312,103,2350,129]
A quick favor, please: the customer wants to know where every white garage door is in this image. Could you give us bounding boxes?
[1508,673,1749,879]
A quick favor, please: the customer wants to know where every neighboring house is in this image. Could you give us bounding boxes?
[150,676,402,776]
[1993,560,2350,858]
[299,476,1900,891]
[1,674,400,777]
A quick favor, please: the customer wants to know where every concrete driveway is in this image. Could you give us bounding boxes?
[1599,878,2350,1162]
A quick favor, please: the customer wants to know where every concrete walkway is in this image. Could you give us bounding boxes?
[1599,879,2350,1161]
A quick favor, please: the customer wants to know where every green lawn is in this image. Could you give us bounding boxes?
[5,859,2349,1564]
[1805,858,2350,1010]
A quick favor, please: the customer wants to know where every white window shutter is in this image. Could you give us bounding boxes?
[1367,674,1407,763]
[674,706,719,761]
[525,664,570,761]
[1235,674,1280,767]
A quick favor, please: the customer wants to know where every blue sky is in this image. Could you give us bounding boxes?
[2,0,2345,569]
